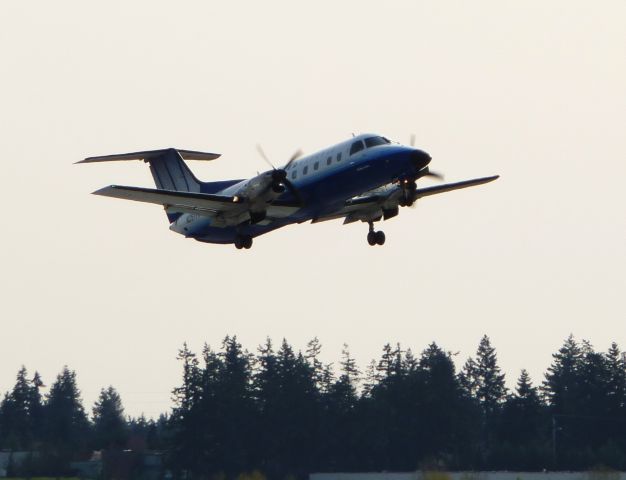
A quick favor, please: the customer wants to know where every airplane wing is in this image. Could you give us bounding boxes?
[93,185,301,224]
[93,185,242,214]
[412,175,500,199]
[313,175,499,224]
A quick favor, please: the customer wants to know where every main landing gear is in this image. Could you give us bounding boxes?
[234,234,253,250]
[366,222,385,246]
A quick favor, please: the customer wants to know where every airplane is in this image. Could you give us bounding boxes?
[78,134,498,249]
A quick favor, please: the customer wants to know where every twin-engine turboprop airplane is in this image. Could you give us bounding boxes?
[79,134,498,249]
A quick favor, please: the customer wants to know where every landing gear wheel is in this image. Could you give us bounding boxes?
[375,230,386,245]
[367,231,377,246]
[234,235,253,250]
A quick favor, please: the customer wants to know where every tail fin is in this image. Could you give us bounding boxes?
[78,148,221,193]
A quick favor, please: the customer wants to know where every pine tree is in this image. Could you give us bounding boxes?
[459,357,479,398]
[376,343,395,379]
[170,343,203,476]
[542,337,614,467]
[419,343,474,464]
[92,386,127,449]
[474,335,507,415]
[339,343,359,385]
[460,336,507,465]
[305,337,326,390]
[43,366,90,467]
[258,338,320,477]
[28,371,44,446]
[605,343,626,417]
[498,370,545,449]
[215,336,255,474]
[362,359,379,397]
[0,366,34,449]
[543,335,582,414]
[578,340,610,416]
[322,344,360,471]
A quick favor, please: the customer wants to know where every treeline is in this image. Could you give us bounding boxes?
[1,335,625,479]
[0,366,167,476]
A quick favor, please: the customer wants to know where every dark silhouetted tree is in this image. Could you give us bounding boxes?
[42,366,90,474]
[92,386,127,449]
[322,344,360,470]
[495,370,548,469]
[170,343,203,476]
[0,366,35,449]
[461,335,507,465]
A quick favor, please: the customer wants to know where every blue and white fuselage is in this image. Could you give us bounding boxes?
[174,134,429,243]
[80,133,497,249]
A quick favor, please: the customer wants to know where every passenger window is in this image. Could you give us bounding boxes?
[303,166,308,175]
[350,141,364,155]
[337,152,342,162]
[291,170,297,180]
[314,161,319,171]
[326,156,332,166]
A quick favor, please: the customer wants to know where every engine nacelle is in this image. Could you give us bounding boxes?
[383,206,399,220]
[237,170,284,205]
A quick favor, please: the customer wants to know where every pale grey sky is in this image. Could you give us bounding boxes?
[0,0,624,417]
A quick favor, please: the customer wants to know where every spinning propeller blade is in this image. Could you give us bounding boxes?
[256,145,305,206]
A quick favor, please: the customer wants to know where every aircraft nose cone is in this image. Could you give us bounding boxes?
[411,149,431,170]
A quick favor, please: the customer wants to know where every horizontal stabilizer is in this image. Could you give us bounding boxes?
[93,185,240,213]
[77,148,220,164]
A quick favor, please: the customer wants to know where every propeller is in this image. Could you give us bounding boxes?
[256,145,304,204]
[419,166,444,181]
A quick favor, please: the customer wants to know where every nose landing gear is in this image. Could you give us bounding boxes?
[366,222,386,246]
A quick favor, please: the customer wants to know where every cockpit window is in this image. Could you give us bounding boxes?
[350,140,365,156]
[364,136,390,148]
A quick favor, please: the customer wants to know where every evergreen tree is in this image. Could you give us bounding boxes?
[42,366,90,473]
[541,337,622,468]
[362,343,414,471]
[214,335,255,474]
[170,343,204,476]
[461,336,507,465]
[0,366,35,449]
[361,359,379,397]
[255,338,319,478]
[418,343,478,466]
[496,370,548,469]
[543,335,582,414]
[322,344,360,471]
[473,335,507,415]
[339,343,359,385]
[605,343,626,419]
[376,343,396,379]
[92,386,127,449]
[459,357,479,398]
[28,371,45,446]
[306,337,327,391]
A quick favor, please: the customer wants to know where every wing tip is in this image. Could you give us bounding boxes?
[92,185,116,195]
